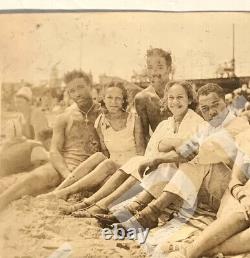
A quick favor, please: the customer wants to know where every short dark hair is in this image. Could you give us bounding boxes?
[198,83,225,99]
[105,81,128,110]
[165,80,197,110]
[64,70,92,86]
[147,48,172,67]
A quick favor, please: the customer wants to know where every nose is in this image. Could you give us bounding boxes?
[209,109,218,120]
[172,98,179,105]
[111,98,117,105]
[152,70,160,77]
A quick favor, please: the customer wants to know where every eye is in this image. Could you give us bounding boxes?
[212,103,219,108]
[201,107,208,112]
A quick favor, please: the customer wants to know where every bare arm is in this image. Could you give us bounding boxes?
[138,150,185,178]
[135,95,150,144]
[229,150,249,198]
[134,115,146,155]
[158,138,184,153]
[50,114,71,179]
[96,124,110,158]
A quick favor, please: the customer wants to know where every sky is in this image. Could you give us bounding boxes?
[0,12,249,84]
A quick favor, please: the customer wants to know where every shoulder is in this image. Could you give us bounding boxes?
[186,109,204,124]
[94,113,106,129]
[135,87,155,101]
[54,112,69,127]
[155,117,172,131]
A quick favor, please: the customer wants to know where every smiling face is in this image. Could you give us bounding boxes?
[147,55,170,90]
[167,83,190,118]
[104,87,124,114]
[198,92,227,126]
[67,78,92,109]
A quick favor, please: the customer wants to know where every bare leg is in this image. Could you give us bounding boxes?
[207,227,250,256]
[56,152,106,190]
[0,163,61,211]
[186,213,250,258]
[60,170,130,214]
[95,176,139,209]
[53,159,117,200]
[85,170,129,204]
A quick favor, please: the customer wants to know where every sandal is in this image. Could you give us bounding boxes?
[113,206,159,232]
[94,214,119,227]
[94,201,146,227]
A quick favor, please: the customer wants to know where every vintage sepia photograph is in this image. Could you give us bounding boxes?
[0,10,250,258]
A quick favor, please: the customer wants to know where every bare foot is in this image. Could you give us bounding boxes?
[59,199,90,215]
[71,204,108,218]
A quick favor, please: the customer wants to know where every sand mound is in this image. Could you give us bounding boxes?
[0,196,146,258]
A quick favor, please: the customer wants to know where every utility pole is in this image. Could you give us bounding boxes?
[80,22,83,69]
[232,24,235,76]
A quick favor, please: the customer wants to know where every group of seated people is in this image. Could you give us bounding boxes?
[0,48,250,258]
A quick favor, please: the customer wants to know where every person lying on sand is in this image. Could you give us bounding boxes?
[0,128,52,177]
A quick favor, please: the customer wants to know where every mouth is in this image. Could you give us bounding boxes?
[170,105,183,110]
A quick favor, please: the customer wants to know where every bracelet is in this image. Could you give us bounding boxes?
[230,183,244,198]
[238,194,247,202]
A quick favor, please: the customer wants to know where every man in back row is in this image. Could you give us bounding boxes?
[135,48,172,144]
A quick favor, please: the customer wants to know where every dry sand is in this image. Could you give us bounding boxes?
[0,195,146,258]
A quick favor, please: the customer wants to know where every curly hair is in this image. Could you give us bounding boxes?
[63,70,92,86]
[147,48,172,67]
[105,81,128,110]
[164,80,197,110]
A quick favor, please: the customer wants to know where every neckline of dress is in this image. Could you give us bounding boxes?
[104,112,130,132]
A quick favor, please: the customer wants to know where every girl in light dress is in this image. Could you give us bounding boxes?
[51,81,146,202]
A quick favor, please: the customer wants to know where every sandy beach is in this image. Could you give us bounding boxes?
[0,194,146,258]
